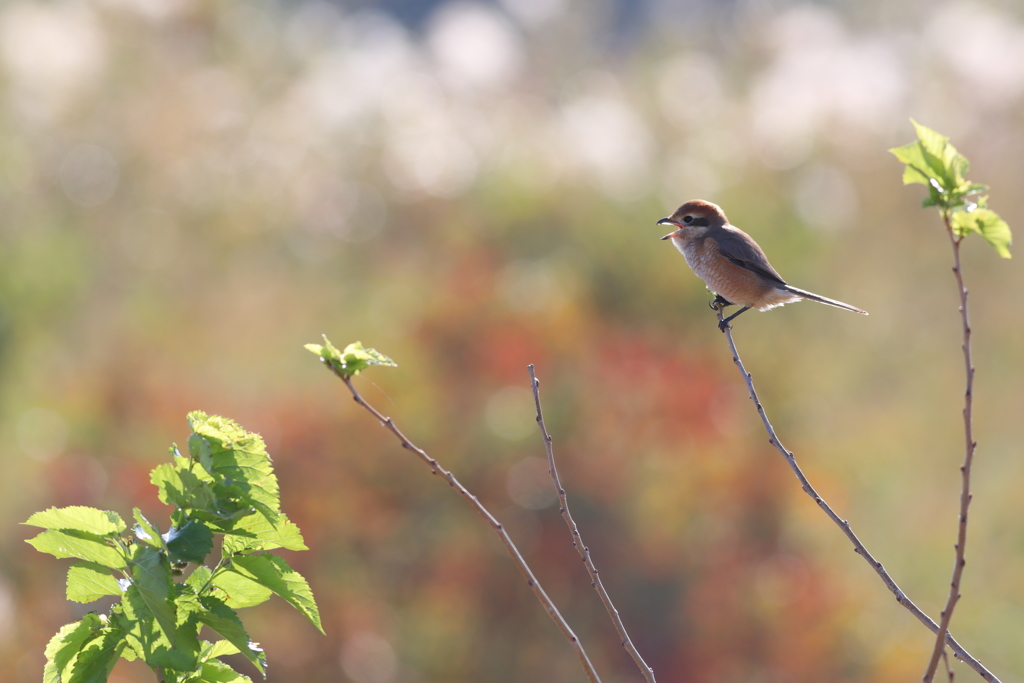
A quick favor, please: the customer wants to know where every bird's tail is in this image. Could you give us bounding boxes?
[783,285,868,315]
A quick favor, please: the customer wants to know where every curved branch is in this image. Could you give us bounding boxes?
[529,365,656,683]
[714,305,998,683]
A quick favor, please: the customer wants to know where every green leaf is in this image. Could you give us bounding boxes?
[152,461,251,530]
[129,546,178,643]
[133,508,165,549]
[44,615,104,683]
[913,120,966,189]
[190,659,253,683]
[227,554,323,633]
[222,512,307,555]
[67,561,122,603]
[187,565,213,593]
[952,207,1013,258]
[306,336,396,377]
[186,412,280,522]
[202,639,242,660]
[27,529,128,570]
[25,506,126,537]
[196,596,267,674]
[153,461,215,510]
[890,120,973,206]
[890,140,933,187]
[68,626,126,683]
[175,583,204,619]
[209,567,273,609]
[118,586,201,671]
[166,520,214,564]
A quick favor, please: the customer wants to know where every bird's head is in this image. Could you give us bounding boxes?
[658,199,728,240]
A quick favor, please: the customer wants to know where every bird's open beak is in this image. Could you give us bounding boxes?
[657,217,681,240]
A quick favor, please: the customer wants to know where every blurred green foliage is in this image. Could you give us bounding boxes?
[1,1,1023,683]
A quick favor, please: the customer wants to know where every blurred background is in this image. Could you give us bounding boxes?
[1,0,1023,681]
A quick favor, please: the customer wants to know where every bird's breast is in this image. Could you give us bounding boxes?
[670,235,716,280]
[672,234,795,310]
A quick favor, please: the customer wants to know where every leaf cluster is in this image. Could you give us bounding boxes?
[890,119,1012,258]
[25,411,322,683]
[305,337,397,378]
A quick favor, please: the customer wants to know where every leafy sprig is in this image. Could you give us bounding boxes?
[890,119,1012,258]
[893,120,1008,683]
[305,337,396,378]
[26,411,321,683]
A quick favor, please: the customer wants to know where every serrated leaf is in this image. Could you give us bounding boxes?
[952,208,1013,258]
[153,460,216,509]
[222,512,307,555]
[307,336,396,377]
[202,639,242,660]
[890,120,973,204]
[153,462,251,530]
[890,141,932,187]
[197,596,266,674]
[209,568,273,609]
[186,412,280,522]
[67,561,122,603]
[129,546,178,643]
[68,626,126,683]
[192,659,253,683]
[133,508,165,549]
[912,119,965,189]
[44,615,104,683]
[166,520,214,564]
[118,585,201,671]
[175,584,203,620]
[187,565,213,592]
[27,529,127,570]
[25,506,126,537]
[227,555,323,633]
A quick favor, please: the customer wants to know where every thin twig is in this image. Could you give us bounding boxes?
[528,365,656,683]
[333,366,602,683]
[713,304,999,683]
[923,217,978,682]
[942,649,956,683]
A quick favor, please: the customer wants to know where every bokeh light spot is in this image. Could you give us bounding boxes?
[427,2,524,91]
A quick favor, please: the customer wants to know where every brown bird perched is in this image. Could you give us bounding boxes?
[658,199,868,331]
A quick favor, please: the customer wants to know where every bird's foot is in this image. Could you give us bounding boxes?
[709,294,732,311]
[717,318,732,333]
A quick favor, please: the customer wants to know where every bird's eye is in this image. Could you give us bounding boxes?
[683,215,694,224]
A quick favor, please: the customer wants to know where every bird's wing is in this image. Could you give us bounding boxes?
[714,226,788,286]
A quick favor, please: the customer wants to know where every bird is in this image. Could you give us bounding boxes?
[658,199,867,331]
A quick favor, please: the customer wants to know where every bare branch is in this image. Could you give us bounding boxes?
[528,364,656,683]
[332,366,603,683]
[713,304,999,683]
[923,216,979,682]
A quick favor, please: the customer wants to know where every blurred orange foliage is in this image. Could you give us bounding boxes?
[2,1,1023,682]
